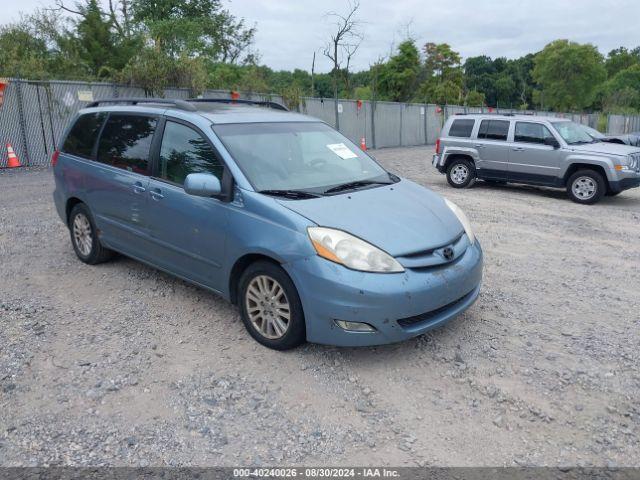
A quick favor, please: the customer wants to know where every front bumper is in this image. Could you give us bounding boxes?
[285,242,483,347]
[609,172,640,193]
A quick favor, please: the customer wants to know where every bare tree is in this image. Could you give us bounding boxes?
[108,0,134,39]
[322,0,363,128]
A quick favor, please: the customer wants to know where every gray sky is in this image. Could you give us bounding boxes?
[4,0,639,72]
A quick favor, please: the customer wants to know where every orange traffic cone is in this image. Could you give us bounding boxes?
[6,143,21,168]
[360,137,367,151]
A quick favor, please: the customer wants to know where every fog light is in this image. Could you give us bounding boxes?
[334,320,376,332]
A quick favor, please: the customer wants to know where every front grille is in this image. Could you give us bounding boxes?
[397,289,474,328]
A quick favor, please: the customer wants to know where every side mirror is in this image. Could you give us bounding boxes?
[544,137,560,149]
[184,173,222,197]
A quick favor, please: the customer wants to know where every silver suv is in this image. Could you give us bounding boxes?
[432,114,640,204]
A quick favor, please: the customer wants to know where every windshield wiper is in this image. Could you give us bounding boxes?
[258,189,321,199]
[323,180,393,195]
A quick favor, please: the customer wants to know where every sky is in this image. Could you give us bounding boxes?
[3,0,639,73]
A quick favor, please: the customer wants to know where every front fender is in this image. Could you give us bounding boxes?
[562,154,615,181]
[220,189,316,298]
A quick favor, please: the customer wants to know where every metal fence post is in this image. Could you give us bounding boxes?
[14,79,30,166]
[424,103,428,145]
[370,100,376,149]
[399,104,403,147]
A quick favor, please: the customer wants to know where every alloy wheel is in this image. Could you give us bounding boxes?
[451,164,469,184]
[572,176,597,201]
[245,275,291,339]
[72,213,93,257]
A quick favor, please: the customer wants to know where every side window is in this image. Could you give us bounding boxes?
[478,120,509,141]
[97,114,156,175]
[62,113,106,159]
[158,121,224,185]
[515,122,554,144]
[448,119,475,138]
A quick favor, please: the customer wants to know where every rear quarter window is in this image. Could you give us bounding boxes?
[62,113,106,159]
[448,119,475,138]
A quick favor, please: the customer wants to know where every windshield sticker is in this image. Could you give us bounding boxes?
[327,143,358,159]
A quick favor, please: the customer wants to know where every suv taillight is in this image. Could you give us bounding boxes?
[435,138,441,154]
[51,150,60,167]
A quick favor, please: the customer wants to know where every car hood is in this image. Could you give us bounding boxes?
[568,142,640,156]
[277,179,464,257]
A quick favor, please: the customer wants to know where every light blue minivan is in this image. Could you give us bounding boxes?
[52,98,483,349]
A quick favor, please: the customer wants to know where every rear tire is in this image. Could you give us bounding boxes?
[446,158,476,188]
[566,169,606,205]
[68,203,114,264]
[238,261,306,350]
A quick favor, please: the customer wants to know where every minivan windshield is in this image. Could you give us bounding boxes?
[212,122,392,195]
[551,121,596,145]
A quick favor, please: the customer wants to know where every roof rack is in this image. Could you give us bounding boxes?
[85,98,198,112]
[187,98,289,111]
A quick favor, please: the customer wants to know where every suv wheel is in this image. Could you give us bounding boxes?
[69,203,114,264]
[238,261,306,350]
[446,158,476,188]
[566,170,605,205]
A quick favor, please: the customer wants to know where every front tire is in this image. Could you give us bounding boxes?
[446,158,476,188]
[68,203,114,264]
[238,261,306,350]
[566,170,605,204]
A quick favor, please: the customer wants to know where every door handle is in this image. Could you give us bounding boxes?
[512,147,525,152]
[150,188,164,200]
[474,144,484,149]
[132,181,146,194]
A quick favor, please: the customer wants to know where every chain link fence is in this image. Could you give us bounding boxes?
[0,77,636,167]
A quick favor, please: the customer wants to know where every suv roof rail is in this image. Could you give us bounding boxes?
[187,98,289,111]
[86,97,198,111]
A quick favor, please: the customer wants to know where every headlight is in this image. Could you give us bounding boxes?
[624,155,638,169]
[616,156,636,171]
[307,227,404,273]
[444,198,476,244]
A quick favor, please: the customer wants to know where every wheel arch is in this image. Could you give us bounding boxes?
[65,197,85,225]
[563,163,609,186]
[228,253,283,305]
[444,152,476,170]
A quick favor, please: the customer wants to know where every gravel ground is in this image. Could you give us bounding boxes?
[1,146,639,468]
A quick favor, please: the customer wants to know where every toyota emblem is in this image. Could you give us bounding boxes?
[443,247,454,261]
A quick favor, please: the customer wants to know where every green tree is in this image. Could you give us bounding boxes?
[0,23,49,78]
[600,64,640,112]
[131,0,255,61]
[605,47,640,78]
[533,40,606,110]
[424,42,462,83]
[465,90,485,107]
[75,0,118,76]
[378,40,421,102]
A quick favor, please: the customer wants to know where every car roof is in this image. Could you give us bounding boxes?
[449,114,571,123]
[77,100,318,125]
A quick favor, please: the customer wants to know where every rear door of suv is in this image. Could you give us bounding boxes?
[475,119,511,180]
[88,112,158,258]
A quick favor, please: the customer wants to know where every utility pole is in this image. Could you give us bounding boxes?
[311,52,316,97]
